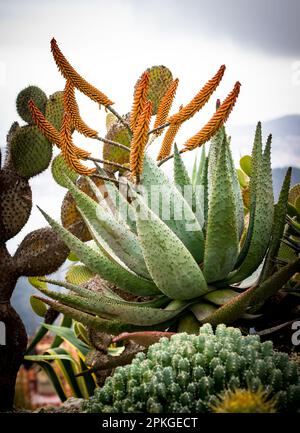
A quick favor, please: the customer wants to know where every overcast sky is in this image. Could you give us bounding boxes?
[1,0,300,252]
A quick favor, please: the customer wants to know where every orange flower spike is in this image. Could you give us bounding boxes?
[168,65,226,125]
[183,81,241,151]
[64,80,98,138]
[51,38,113,107]
[157,105,183,161]
[28,100,60,146]
[59,112,94,176]
[130,100,152,179]
[153,78,179,136]
[130,71,150,130]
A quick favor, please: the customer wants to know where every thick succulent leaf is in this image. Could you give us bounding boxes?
[203,288,239,306]
[134,193,208,300]
[173,143,192,187]
[207,128,224,201]
[93,163,137,233]
[65,176,150,279]
[38,207,160,296]
[260,167,292,281]
[37,287,192,326]
[234,123,262,269]
[66,265,95,286]
[203,135,239,282]
[36,296,174,334]
[112,331,175,347]
[226,139,244,238]
[240,155,252,177]
[203,259,300,324]
[141,154,204,262]
[43,323,91,358]
[250,258,300,311]
[191,153,198,187]
[228,135,274,283]
[173,144,204,228]
[190,302,217,321]
[44,278,169,309]
[195,144,206,186]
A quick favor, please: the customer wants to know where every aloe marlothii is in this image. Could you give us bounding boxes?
[34,122,300,333]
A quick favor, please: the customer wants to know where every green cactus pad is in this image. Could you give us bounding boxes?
[136,66,173,115]
[83,324,300,413]
[10,125,53,178]
[16,85,48,124]
[51,153,79,187]
[0,169,32,242]
[14,227,69,276]
[102,113,131,174]
[45,91,64,131]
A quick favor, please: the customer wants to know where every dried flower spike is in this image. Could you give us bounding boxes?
[130,71,149,130]
[168,65,226,125]
[153,78,179,136]
[64,80,98,138]
[60,112,95,175]
[157,105,183,161]
[130,100,152,180]
[51,38,113,107]
[28,100,60,145]
[183,81,241,151]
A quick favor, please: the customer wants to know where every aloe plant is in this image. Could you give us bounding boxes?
[32,122,300,334]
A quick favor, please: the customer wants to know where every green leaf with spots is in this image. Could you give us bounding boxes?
[141,154,204,262]
[134,192,208,300]
[38,206,160,296]
[228,134,274,283]
[203,135,239,282]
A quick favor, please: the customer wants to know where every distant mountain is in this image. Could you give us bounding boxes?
[228,114,300,169]
[273,167,300,200]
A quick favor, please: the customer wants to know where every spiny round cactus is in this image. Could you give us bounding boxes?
[45,91,64,131]
[10,126,53,178]
[0,169,32,242]
[136,66,173,115]
[83,325,300,413]
[211,388,278,413]
[61,176,105,242]
[103,113,131,174]
[14,227,69,276]
[51,153,79,188]
[16,85,48,124]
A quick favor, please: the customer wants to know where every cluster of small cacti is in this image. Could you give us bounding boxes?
[82,324,300,413]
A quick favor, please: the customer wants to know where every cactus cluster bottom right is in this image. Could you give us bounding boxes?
[83,325,300,413]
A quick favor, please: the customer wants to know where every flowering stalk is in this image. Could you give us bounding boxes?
[130,71,149,130]
[51,38,113,107]
[157,105,183,161]
[64,80,98,138]
[167,64,226,125]
[183,81,241,151]
[153,78,179,136]
[130,100,152,181]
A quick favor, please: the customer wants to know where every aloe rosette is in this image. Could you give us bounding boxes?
[34,123,300,333]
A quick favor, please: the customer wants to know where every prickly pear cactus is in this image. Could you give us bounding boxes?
[83,325,300,413]
[10,126,53,178]
[0,85,71,411]
[45,91,65,130]
[16,85,48,124]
